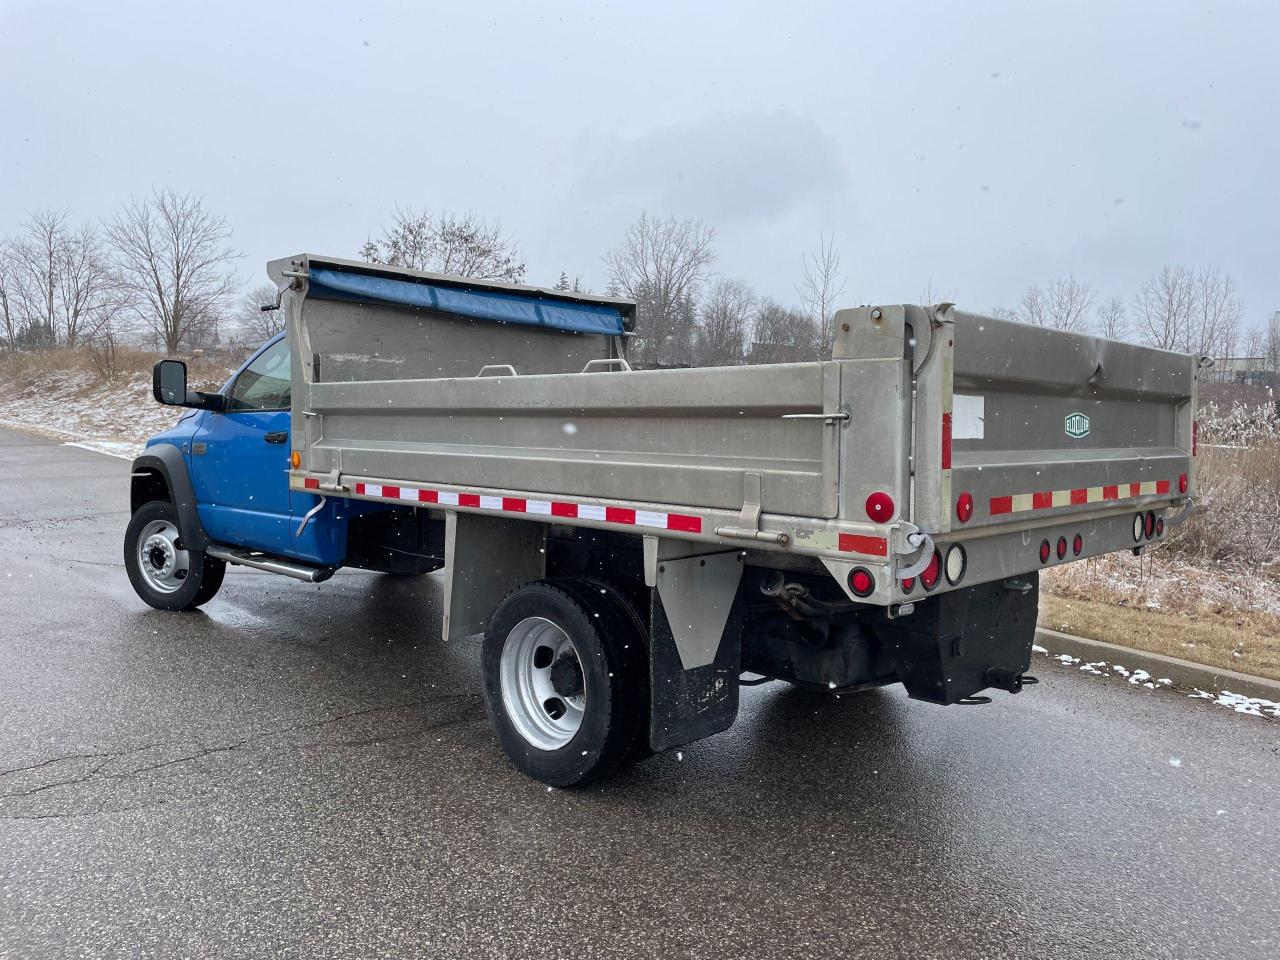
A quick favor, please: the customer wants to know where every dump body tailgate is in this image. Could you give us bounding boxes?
[948,312,1196,531]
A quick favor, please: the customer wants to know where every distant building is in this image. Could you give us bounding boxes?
[1203,357,1273,387]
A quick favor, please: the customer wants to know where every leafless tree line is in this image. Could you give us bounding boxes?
[599,212,842,368]
[995,265,1253,361]
[0,191,240,368]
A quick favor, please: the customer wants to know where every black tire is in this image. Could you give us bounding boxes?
[123,500,226,611]
[482,578,648,787]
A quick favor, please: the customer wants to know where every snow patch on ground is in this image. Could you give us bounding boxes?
[0,369,186,457]
[1034,646,1273,720]
[1188,689,1280,719]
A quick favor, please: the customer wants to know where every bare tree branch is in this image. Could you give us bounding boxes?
[696,278,755,366]
[796,232,846,354]
[103,190,239,354]
[604,213,715,366]
[362,208,526,282]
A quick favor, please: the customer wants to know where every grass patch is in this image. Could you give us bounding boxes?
[1040,593,1280,682]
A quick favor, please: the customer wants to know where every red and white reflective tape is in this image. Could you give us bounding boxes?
[334,480,703,534]
[990,479,1172,516]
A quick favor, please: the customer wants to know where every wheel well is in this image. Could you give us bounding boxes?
[130,468,171,512]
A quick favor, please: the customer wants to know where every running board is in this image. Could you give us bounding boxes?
[205,544,335,583]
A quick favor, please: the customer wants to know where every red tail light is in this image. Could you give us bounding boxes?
[920,551,941,591]
[1072,533,1083,556]
[1156,517,1165,536]
[1179,473,1188,494]
[900,576,916,593]
[848,567,875,598]
[865,491,895,523]
[941,412,953,470]
[956,491,974,524]
[1144,511,1156,539]
[1056,536,1068,559]
[1039,540,1051,564]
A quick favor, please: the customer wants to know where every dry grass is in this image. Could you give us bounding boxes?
[0,346,238,393]
[1040,593,1280,682]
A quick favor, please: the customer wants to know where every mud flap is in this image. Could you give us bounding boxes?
[648,550,745,752]
[872,573,1039,705]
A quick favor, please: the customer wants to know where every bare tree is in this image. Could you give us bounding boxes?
[797,232,847,353]
[56,223,115,348]
[1132,265,1242,358]
[10,209,69,347]
[1016,276,1094,333]
[605,213,715,365]
[104,190,239,354]
[750,299,821,364]
[361,208,525,282]
[1095,296,1127,340]
[1188,266,1242,358]
[0,243,19,351]
[696,278,755,366]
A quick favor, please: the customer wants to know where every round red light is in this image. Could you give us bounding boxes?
[865,491,895,523]
[1056,536,1067,560]
[1145,511,1156,539]
[848,567,875,598]
[920,551,941,591]
[1039,540,1051,564]
[1156,517,1165,536]
[1072,533,1083,556]
[1179,473,1188,494]
[956,491,974,523]
[900,576,915,593]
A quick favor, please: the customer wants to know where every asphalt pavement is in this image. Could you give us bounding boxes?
[1,425,1276,959]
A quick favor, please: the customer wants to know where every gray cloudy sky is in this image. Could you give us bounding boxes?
[2,0,1276,327]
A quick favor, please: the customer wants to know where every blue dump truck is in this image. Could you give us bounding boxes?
[127,255,1199,785]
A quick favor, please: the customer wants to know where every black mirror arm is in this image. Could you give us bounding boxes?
[185,390,226,412]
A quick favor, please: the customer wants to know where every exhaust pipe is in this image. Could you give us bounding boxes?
[205,544,334,583]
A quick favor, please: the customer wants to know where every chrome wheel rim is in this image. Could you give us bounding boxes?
[499,617,586,751]
[136,519,190,594]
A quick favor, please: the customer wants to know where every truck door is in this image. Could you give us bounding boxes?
[190,335,295,555]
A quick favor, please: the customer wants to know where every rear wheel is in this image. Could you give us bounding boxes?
[124,500,225,611]
[482,579,648,786]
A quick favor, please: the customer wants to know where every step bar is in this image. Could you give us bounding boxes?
[205,544,335,583]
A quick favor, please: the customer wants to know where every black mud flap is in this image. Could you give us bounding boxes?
[648,587,744,753]
[872,574,1039,705]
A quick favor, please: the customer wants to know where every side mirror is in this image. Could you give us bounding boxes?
[152,360,224,411]
[153,359,188,405]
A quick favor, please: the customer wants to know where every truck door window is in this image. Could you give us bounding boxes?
[227,338,291,412]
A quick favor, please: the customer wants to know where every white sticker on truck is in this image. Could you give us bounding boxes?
[953,393,985,440]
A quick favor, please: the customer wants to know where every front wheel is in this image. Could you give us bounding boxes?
[124,500,225,611]
[482,579,648,787]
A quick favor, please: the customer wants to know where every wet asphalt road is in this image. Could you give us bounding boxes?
[0,425,1277,960]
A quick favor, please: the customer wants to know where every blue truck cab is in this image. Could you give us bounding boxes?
[126,331,442,610]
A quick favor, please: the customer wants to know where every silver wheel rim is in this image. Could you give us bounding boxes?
[136,519,190,594]
[499,617,586,751]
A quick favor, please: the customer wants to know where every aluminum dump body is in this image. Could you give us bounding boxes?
[277,256,1198,605]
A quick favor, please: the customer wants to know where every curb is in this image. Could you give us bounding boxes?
[1034,627,1280,703]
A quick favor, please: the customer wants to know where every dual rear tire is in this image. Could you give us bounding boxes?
[482,579,649,787]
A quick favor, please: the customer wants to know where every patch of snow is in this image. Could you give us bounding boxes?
[1189,688,1280,719]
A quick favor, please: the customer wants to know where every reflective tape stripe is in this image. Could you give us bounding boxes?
[988,477,1181,516]
[341,480,702,533]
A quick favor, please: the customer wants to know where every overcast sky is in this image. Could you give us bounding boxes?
[2,0,1276,328]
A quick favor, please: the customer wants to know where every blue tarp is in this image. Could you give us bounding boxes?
[306,267,626,337]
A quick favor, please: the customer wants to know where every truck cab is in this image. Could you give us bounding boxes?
[128,330,442,608]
